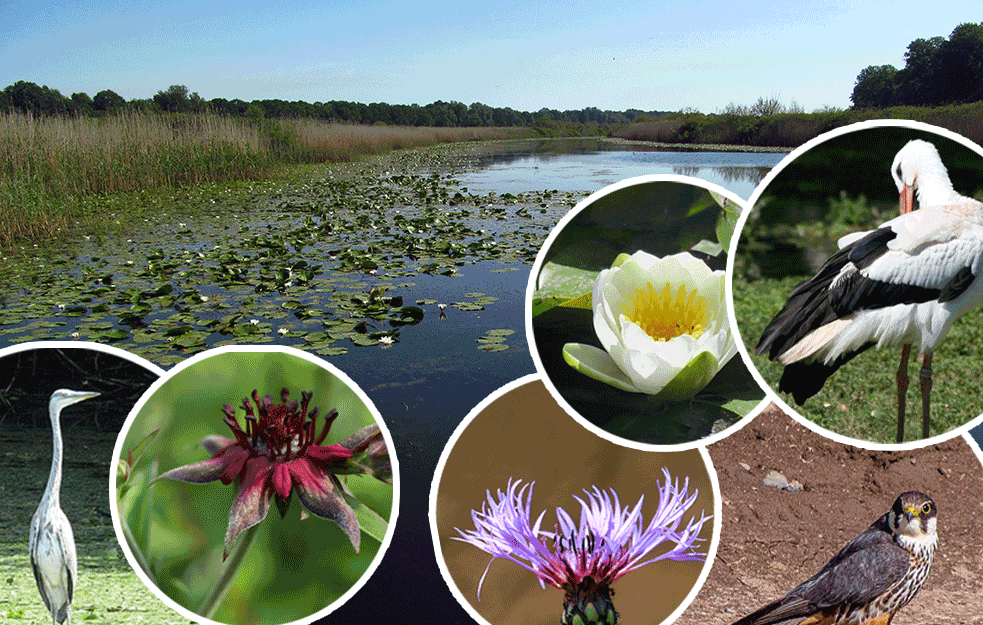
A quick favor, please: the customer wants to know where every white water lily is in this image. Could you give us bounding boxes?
[562,250,737,400]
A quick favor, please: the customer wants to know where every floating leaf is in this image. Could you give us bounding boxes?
[486,328,514,337]
[478,343,509,352]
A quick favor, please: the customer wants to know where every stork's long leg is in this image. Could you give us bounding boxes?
[896,343,911,443]
[920,351,933,439]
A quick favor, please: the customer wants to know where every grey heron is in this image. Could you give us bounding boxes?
[29,389,100,625]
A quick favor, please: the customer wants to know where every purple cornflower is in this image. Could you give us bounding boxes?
[453,468,711,625]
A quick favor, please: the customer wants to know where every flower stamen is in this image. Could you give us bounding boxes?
[624,281,710,342]
[158,388,371,558]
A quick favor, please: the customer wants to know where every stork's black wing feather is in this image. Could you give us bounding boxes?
[778,344,874,405]
[756,225,950,360]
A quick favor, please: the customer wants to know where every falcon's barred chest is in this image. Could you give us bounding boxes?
[853,539,935,624]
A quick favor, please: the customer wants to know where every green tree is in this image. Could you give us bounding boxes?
[93,89,126,112]
[4,80,68,115]
[70,91,94,116]
[154,84,203,112]
[851,65,897,108]
[895,36,946,105]
[936,23,983,103]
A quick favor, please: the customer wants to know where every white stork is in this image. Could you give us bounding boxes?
[756,139,983,442]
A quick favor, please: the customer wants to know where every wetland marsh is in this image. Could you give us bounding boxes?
[0,138,781,623]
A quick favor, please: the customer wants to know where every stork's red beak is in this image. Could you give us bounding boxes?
[899,180,915,215]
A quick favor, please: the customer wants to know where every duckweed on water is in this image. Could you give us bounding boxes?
[0,144,587,365]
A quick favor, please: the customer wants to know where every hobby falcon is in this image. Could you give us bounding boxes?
[731,491,937,625]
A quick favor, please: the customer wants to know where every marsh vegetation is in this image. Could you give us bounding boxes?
[0,110,530,247]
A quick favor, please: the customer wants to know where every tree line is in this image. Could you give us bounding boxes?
[852,22,983,108]
[0,81,664,128]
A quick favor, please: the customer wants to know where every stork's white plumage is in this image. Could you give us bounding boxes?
[756,139,983,442]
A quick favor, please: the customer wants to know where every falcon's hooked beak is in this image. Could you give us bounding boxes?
[898,502,936,538]
[899,178,916,215]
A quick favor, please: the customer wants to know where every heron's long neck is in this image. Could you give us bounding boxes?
[45,409,63,507]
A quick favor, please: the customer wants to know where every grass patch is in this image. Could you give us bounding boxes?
[0,551,181,624]
[734,275,983,443]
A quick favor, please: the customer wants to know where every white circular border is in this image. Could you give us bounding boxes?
[428,373,723,625]
[109,344,400,625]
[525,173,771,452]
[730,119,983,451]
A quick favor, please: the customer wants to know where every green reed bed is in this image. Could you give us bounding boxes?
[0,111,529,248]
[616,101,983,149]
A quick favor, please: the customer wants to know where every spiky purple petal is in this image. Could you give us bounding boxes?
[452,468,710,599]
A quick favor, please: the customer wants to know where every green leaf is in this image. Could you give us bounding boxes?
[691,239,723,257]
[532,293,591,317]
[559,291,592,310]
[714,193,741,252]
[535,261,599,300]
[532,296,565,317]
[610,252,632,268]
[486,328,514,336]
[685,191,719,217]
[342,493,389,546]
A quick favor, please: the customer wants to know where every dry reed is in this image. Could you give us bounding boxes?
[0,111,524,247]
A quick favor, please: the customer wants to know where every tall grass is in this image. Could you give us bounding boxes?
[0,111,527,247]
[615,102,983,148]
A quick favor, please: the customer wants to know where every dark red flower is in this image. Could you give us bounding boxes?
[159,389,365,558]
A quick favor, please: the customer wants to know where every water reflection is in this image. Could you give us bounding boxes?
[456,139,784,199]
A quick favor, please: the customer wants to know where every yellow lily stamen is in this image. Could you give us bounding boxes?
[623,282,710,342]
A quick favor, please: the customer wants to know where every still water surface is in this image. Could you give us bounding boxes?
[455,139,784,199]
[333,140,782,622]
[5,139,781,623]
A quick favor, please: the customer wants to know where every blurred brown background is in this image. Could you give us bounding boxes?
[434,378,716,625]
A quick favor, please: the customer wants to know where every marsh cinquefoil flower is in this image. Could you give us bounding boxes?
[453,468,710,625]
[159,389,388,558]
[563,250,737,400]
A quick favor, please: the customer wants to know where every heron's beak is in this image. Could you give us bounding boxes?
[899,180,915,215]
[66,390,101,406]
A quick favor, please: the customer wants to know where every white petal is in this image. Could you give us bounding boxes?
[621,348,681,394]
[621,250,661,271]
[593,278,623,351]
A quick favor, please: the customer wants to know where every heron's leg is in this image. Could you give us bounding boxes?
[920,351,933,439]
[896,343,911,443]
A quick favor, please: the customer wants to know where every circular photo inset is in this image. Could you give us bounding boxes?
[112,346,397,625]
[529,175,766,447]
[733,121,983,445]
[0,341,162,624]
[675,403,983,625]
[431,375,718,625]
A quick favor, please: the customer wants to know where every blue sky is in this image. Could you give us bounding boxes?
[0,1,977,113]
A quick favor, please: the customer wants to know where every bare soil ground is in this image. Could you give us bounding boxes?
[675,403,983,625]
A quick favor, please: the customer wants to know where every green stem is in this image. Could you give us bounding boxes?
[198,524,261,620]
[117,509,155,583]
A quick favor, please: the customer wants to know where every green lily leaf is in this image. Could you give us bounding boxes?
[714,191,741,252]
